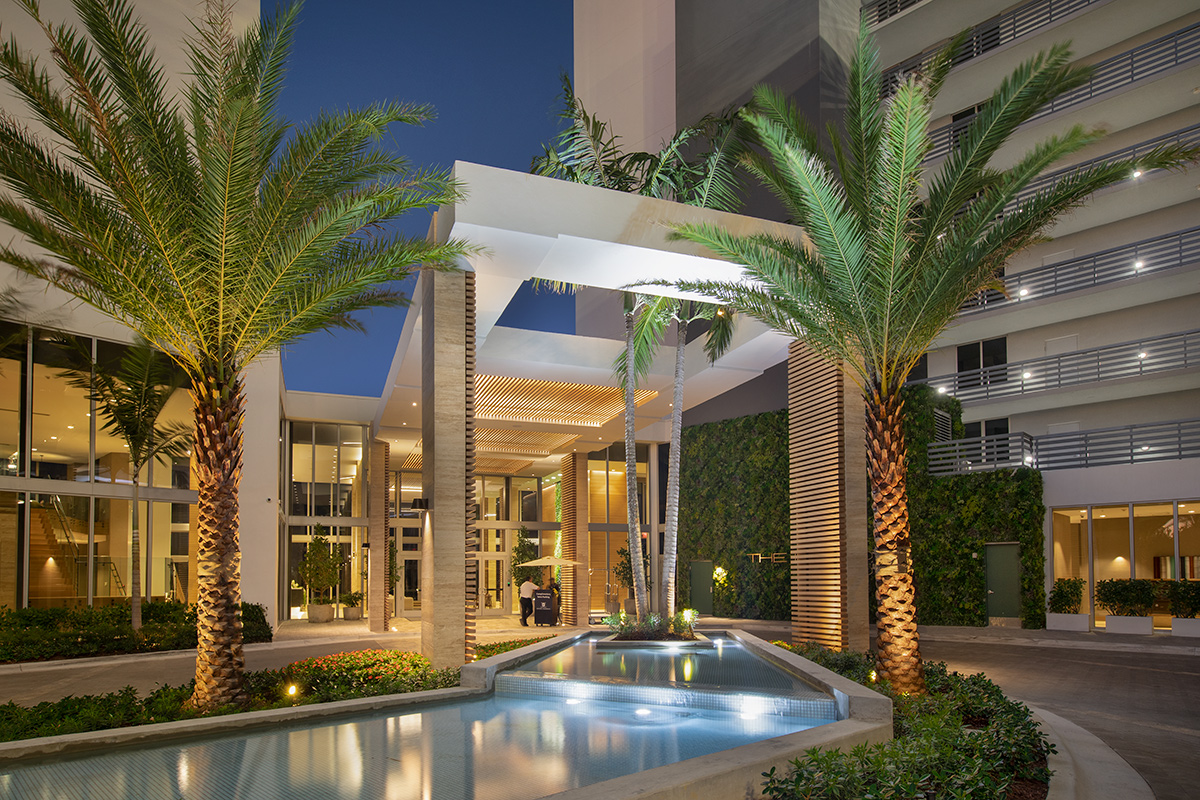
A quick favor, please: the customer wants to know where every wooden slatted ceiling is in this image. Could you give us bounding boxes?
[475,374,656,427]
[473,428,580,457]
[401,452,533,476]
[788,341,847,650]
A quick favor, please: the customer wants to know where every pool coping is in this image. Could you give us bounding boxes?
[0,628,894,800]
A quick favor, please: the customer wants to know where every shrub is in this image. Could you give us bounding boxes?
[1094,579,1159,617]
[1047,577,1086,614]
[475,636,554,660]
[603,610,698,641]
[764,642,1052,799]
[1166,579,1200,618]
[338,591,363,608]
[278,649,458,702]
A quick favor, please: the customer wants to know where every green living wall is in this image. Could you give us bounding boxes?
[902,385,1046,629]
[677,409,790,620]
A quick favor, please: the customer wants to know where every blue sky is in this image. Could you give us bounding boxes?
[276,1,573,396]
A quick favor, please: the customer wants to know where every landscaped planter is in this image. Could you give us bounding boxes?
[1171,617,1200,637]
[1046,612,1090,632]
[343,607,362,621]
[1103,615,1153,635]
[307,604,334,623]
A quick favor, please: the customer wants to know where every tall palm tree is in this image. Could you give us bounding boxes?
[668,25,1198,693]
[533,79,744,619]
[0,0,470,710]
[60,340,192,630]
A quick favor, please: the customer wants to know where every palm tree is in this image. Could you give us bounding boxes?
[60,340,192,630]
[0,0,470,710]
[668,25,1199,693]
[533,79,744,619]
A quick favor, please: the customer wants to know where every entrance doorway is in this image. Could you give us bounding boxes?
[475,552,509,616]
[985,542,1021,621]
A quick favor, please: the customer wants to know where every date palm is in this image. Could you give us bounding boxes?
[60,340,191,630]
[534,80,743,619]
[669,26,1198,693]
[0,0,469,709]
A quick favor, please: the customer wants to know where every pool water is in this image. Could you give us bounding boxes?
[0,637,836,799]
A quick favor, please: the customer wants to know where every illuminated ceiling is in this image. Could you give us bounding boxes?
[475,374,656,428]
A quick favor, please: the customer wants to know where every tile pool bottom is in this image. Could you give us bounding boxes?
[0,693,830,800]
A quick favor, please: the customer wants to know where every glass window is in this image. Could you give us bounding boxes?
[32,332,91,482]
[1051,509,1087,588]
[28,493,89,607]
[290,422,313,516]
[1179,500,1199,580]
[0,492,22,608]
[0,322,24,477]
[338,425,363,517]
[312,424,338,517]
[1133,503,1175,580]
[1092,505,1130,623]
[511,476,538,522]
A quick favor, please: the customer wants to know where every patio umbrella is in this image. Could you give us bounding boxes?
[519,555,582,567]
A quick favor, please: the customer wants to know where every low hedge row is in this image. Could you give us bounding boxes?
[1094,578,1200,618]
[765,642,1052,800]
[0,601,273,663]
[0,647,461,742]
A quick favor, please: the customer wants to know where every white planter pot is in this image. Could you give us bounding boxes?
[1171,617,1200,637]
[1046,613,1090,632]
[1103,615,1153,634]
[307,603,335,623]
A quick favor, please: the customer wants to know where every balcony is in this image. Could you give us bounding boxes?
[861,0,929,28]
[881,0,1103,92]
[927,418,1200,475]
[927,23,1200,162]
[960,224,1200,315]
[919,328,1200,404]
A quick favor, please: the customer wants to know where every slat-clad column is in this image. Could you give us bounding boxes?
[559,452,589,625]
[367,440,390,633]
[463,273,478,661]
[421,267,472,667]
[788,341,869,650]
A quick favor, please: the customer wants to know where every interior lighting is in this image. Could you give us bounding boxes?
[1138,352,1147,359]
[1134,260,1144,270]
[1022,372,1032,379]
[1018,288,1028,297]
[1141,445,1150,451]
[411,402,417,406]
[66,425,74,430]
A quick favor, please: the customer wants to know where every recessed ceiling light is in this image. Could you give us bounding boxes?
[1133,260,1144,269]
[66,425,74,430]
[1138,352,1147,359]
[1022,372,1032,379]
[1018,288,1028,297]
[411,402,417,406]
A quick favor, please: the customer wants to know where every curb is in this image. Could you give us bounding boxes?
[1032,706,1153,800]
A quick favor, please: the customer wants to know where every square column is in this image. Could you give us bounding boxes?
[367,440,390,633]
[420,268,476,667]
[788,341,869,651]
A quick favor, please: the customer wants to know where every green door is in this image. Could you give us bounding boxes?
[689,561,713,615]
[985,543,1021,619]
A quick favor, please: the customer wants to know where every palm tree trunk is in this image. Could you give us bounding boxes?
[187,370,247,711]
[662,316,686,618]
[130,472,142,630]
[624,307,648,619]
[865,388,925,695]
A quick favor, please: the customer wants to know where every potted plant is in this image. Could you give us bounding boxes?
[1094,578,1156,634]
[297,529,342,623]
[339,591,364,621]
[1167,579,1200,637]
[1046,577,1089,631]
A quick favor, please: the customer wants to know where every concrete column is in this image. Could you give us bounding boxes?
[420,268,475,667]
[238,353,282,624]
[368,440,390,633]
[788,341,869,651]
[560,452,590,625]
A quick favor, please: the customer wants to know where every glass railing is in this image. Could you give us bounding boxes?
[919,328,1200,403]
[927,23,1200,161]
[928,418,1200,474]
[961,224,1200,314]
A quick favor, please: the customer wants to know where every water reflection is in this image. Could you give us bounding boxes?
[1,695,819,800]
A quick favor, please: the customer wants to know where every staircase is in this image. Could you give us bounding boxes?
[28,506,80,601]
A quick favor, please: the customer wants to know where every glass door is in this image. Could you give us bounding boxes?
[476,552,509,616]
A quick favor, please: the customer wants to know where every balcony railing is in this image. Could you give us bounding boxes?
[960,224,1200,314]
[927,23,1200,161]
[882,0,1102,92]
[861,0,928,28]
[928,418,1200,474]
[920,328,1200,403]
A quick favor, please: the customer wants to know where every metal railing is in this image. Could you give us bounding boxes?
[920,328,1200,403]
[927,23,1200,161]
[928,418,1200,474]
[882,0,1101,91]
[1006,122,1200,212]
[861,0,928,27]
[960,224,1200,314]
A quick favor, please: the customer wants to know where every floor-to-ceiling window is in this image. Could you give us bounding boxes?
[0,325,198,609]
[1052,499,1199,627]
[587,443,649,616]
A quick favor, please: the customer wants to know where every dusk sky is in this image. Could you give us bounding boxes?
[277,1,574,396]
